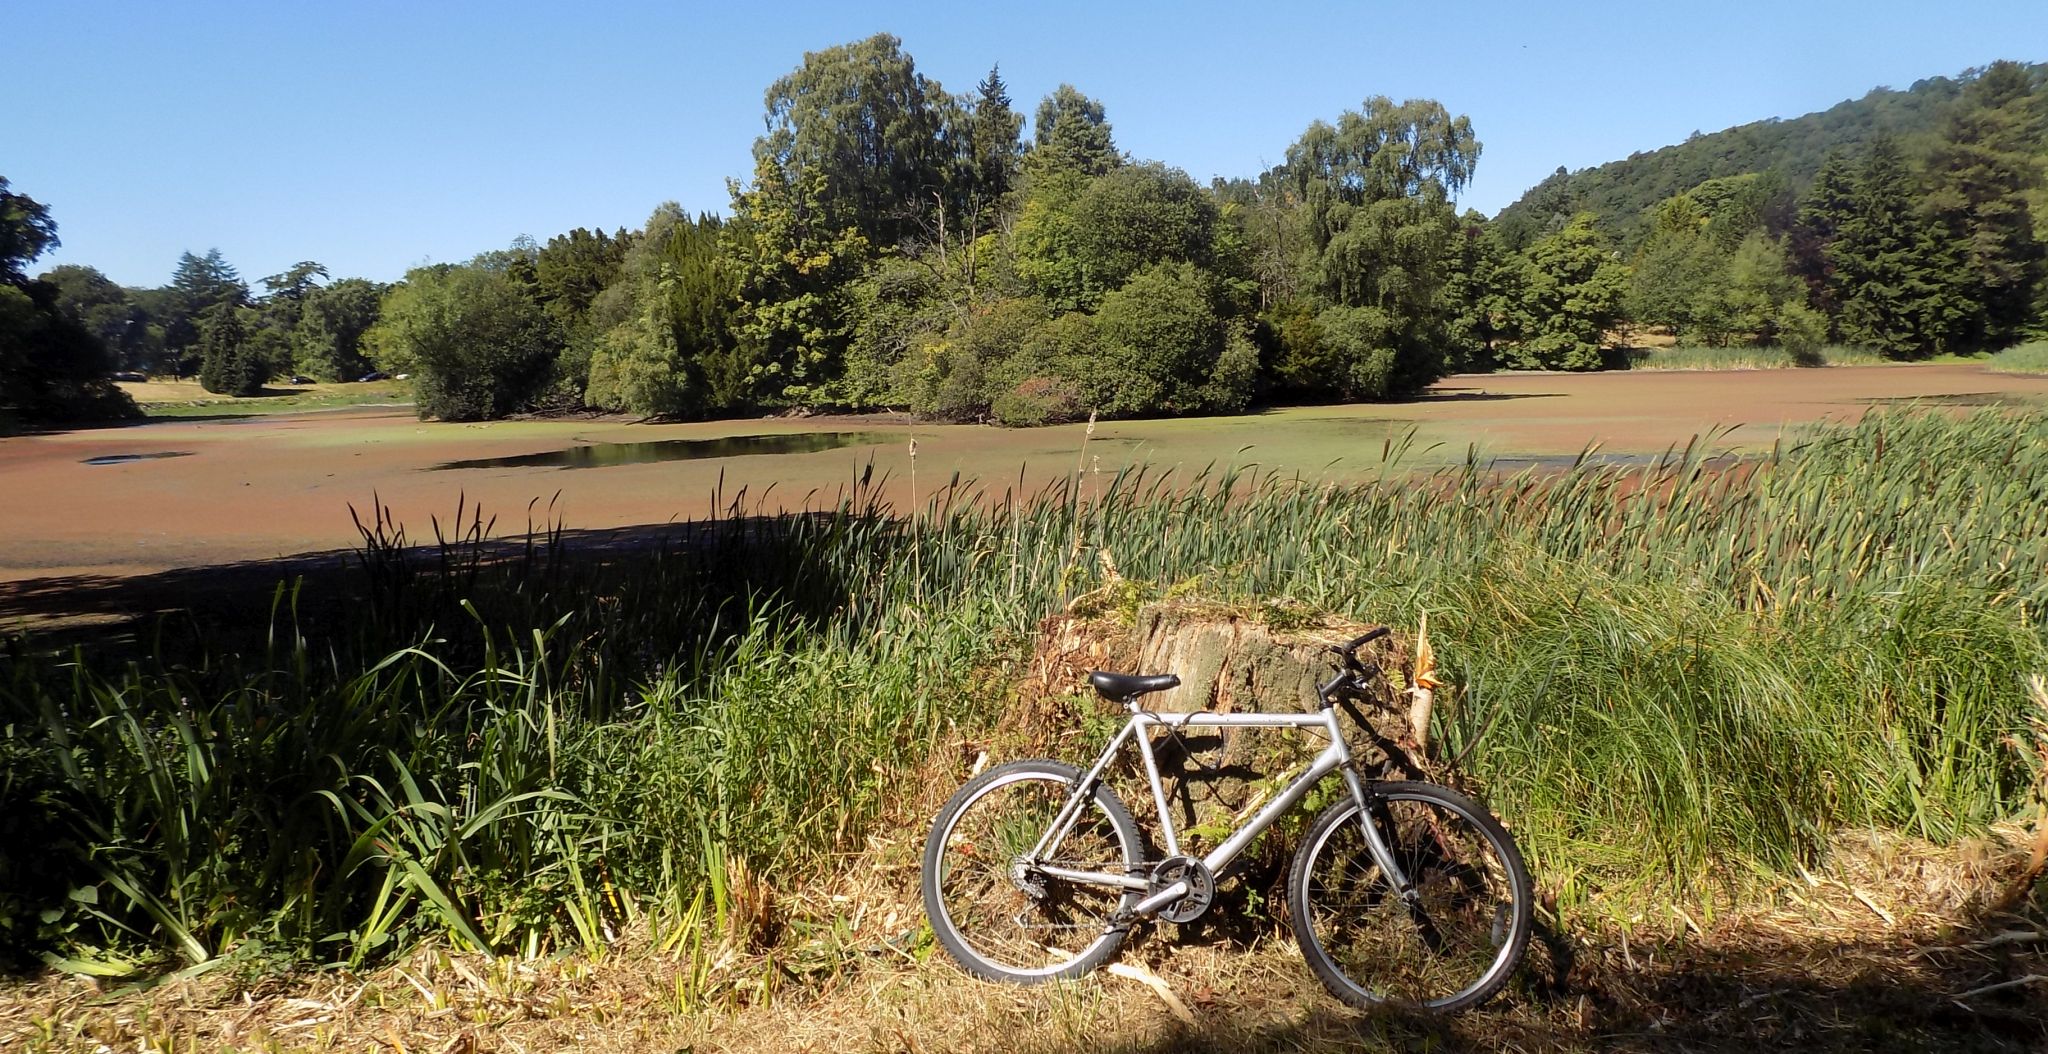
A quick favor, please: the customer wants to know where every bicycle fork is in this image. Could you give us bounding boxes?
[1339,762,1427,908]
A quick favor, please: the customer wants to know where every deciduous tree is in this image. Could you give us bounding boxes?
[1279,97,1479,395]
[0,178,135,423]
[1508,214,1628,370]
[1013,162,1218,311]
[376,263,563,420]
[755,33,962,251]
[297,277,382,380]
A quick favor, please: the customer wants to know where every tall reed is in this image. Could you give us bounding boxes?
[4,408,2044,968]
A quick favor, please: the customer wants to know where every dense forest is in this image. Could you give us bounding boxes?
[4,42,2044,427]
[1493,71,2005,250]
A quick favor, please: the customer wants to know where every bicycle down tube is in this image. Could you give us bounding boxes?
[1025,706,1420,914]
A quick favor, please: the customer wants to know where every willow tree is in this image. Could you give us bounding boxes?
[754,33,963,251]
[1279,97,1480,398]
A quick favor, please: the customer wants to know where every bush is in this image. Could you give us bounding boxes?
[1314,305,1403,398]
[915,297,1049,421]
[1090,262,1223,415]
[991,375,1085,427]
[379,265,562,421]
[1777,302,1830,364]
[1196,325,1259,413]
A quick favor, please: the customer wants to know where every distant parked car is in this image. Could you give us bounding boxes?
[357,370,389,382]
[393,373,410,381]
[289,375,314,385]
[112,371,147,382]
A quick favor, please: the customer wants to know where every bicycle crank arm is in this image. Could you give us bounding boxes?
[1128,879,1190,917]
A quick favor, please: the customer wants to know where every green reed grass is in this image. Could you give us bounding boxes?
[1989,340,2048,374]
[4,407,2046,970]
[1628,344,1886,370]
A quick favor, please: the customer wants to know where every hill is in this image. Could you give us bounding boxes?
[1492,63,2043,249]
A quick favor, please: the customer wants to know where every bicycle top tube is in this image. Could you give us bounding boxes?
[1132,708,1332,729]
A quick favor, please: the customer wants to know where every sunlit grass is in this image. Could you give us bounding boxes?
[128,378,413,417]
[1990,340,2048,374]
[1626,344,1888,370]
[4,407,2045,971]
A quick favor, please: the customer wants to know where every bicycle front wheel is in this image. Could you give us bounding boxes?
[922,759,1143,983]
[1288,781,1532,1012]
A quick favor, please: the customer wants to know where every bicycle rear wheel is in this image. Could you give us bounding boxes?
[922,759,1143,983]
[1288,781,1531,1012]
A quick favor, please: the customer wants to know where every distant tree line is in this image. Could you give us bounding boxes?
[1498,60,2046,362]
[5,46,2044,427]
[0,192,391,423]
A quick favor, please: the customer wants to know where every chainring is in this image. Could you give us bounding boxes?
[1148,855,1216,924]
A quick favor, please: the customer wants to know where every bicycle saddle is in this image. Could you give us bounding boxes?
[1088,670,1181,701]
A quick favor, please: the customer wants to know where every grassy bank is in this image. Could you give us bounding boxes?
[120,378,412,417]
[1622,344,1888,370]
[4,409,2046,978]
[1990,340,2048,374]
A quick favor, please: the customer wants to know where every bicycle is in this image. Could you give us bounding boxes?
[920,627,1532,1013]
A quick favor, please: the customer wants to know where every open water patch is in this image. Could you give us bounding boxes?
[81,452,194,465]
[431,431,897,471]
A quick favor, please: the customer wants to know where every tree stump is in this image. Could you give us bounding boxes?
[1001,598,1436,890]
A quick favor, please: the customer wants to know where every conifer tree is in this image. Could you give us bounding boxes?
[196,302,262,395]
[967,65,1024,216]
[1791,150,1858,327]
[1027,85,1120,178]
[1922,60,2045,350]
[1828,137,1950,357]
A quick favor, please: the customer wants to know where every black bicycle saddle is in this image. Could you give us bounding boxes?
[1088,670,1181,701]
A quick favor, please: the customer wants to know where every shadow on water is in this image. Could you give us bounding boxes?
[1484,452,1752,472]
[430,431,897,471]
[79,451,194,465]
[1420,388,1568,403]
[0,510,894,664]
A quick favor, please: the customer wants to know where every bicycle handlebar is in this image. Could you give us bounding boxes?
[1342,627,1390,655]
[1318,626,1389,703]
[1326,627,1390,667]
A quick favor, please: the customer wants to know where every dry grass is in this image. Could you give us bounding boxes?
[7,804,2045,1054]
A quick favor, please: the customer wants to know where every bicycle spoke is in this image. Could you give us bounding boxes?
[929,768,1137,977]
[1297,791,1526,1008]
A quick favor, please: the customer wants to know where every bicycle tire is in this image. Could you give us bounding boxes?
[922,759,1144,983]
[1287,781,1532,1012]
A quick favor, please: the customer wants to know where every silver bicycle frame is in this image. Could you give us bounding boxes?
[1025,702,1415,916]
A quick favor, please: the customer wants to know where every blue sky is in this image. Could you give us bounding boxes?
[9,1,2044,288]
